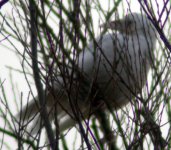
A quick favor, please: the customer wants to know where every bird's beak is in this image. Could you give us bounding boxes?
[100,19,127,32]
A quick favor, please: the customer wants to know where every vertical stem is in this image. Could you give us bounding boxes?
[29,0,56,149]
[95,109,118,150]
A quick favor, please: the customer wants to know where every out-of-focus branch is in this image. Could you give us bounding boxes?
[0,127,36,149]
[29,0,56,149]
[95,109,119,150]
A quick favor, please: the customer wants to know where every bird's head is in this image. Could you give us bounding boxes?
[101,13,156,37]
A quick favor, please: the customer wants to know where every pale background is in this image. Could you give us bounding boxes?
[0,0,168,149]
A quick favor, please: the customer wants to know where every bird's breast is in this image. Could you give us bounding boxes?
[78,33,153,108]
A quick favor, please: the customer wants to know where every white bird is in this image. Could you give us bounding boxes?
[16,12,157,133]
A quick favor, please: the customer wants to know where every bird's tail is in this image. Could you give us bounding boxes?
[15,91,79,134]
[16,97,40,123]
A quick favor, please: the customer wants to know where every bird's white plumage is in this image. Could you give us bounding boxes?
[57,13,157,131]
[78,28,156,108]
[16,13,157,133]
